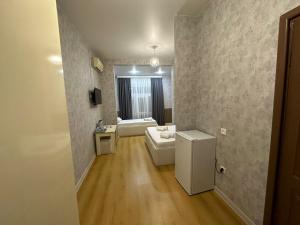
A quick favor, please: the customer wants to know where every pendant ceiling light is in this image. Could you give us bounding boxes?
[149,45,159,67]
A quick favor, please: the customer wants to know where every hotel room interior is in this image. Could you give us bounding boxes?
[1,0,300,225]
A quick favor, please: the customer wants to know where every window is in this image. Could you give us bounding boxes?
[130,78,152,119]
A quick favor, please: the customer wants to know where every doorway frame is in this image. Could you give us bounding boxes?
[263,5,300,225]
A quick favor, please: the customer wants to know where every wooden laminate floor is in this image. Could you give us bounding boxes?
[77,136,246,225]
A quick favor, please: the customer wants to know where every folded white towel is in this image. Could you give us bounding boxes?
[157,126,168,131]
[144,117,152,121]
[160,132,175,139]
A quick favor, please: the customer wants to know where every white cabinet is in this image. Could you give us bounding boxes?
[95,125,117,155]
[175,130,216,195]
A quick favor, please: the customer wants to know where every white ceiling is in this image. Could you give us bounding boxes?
[59,0,207,61]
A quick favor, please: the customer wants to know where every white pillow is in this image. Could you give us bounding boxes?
[117,117,122,123]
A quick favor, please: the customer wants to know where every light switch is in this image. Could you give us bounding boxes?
[221,128,227,136]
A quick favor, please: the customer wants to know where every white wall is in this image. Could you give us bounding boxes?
[0,0,80,224]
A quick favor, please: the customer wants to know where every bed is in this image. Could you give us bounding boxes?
[145,125,176,166]
[117,118,158,137]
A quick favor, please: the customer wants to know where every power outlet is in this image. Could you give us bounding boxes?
[220,166,226,174]
[216,161,226,174]
[220,128,227,136]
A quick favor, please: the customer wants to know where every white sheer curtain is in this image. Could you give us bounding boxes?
[131,78,152,119]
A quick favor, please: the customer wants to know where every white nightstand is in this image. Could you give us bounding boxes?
[95,125,117,155]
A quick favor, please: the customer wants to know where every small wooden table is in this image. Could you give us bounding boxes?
[95,125,117,155]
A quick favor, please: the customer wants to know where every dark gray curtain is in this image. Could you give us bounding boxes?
[117,78,132,120]
[151,78,165,125]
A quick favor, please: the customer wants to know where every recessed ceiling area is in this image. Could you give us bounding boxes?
[59,0,207,61]
[114,65,172,77]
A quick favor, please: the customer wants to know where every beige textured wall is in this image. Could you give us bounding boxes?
[162,75,173,108]
[175,1,300,224]
[101,59,173,125]
[99,60,118,125]
[174,16,199,130]
[57,3,103,184]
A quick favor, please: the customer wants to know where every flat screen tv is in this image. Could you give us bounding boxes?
[89,88,102,105]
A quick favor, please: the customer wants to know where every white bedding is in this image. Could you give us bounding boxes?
[118,118,157,126]
[117,118,158,137]
[146,125,176,148]
[145,125,176,165]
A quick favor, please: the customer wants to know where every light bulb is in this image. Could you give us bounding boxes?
[155,67,165,74]
[129,66,139,74]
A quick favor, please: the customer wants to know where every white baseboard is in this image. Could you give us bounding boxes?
[214,186,256,225]
[75,155,96,192]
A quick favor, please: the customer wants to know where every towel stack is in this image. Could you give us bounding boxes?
[156,126,168,131]
[160,132,175,139]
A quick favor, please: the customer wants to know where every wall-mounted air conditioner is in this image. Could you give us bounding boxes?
[92,57,104,72]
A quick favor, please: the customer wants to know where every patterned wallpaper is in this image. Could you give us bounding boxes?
[175,1,300,224]
[57,3,103,184]
[99,60,117,125]
[100,59,174,125]
[174,16,199,130]
[162,75,173,109]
